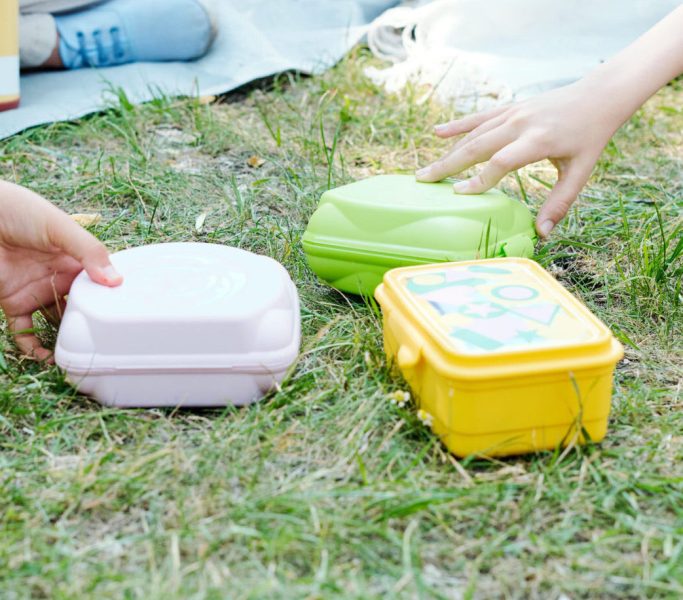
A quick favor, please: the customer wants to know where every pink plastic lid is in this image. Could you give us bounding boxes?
[55,243,300,374]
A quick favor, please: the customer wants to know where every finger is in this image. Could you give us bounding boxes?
[433,105,508,138]
[450,114,507,152]
[452,140,540,194]
[416,126,515,182]
[48,214,123,287]
[8,314,53,362]
[536,164,592,238]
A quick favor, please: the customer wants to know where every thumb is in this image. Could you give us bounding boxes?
[49,214,123,287]
[536,163,591,238]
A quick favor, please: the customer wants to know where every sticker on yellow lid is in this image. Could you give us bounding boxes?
[404,263,601,355]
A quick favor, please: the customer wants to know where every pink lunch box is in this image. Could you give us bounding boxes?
[55,243,301,407]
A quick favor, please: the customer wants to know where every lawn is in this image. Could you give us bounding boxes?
[0,48,681,599]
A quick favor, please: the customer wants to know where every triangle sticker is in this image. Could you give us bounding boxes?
[508,303,561,325]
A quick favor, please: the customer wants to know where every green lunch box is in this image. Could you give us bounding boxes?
[302,174,537,296]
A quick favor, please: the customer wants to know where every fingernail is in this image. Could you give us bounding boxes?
[453,180,470,193]
[538,220,555,238]
[102,265,122,283]
[434,123,448,133]
[415,167,431,179]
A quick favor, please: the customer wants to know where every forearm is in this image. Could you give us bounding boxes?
[582,4,683,127]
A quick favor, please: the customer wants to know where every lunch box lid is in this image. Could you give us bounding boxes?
[55,243,301,375]
[375,258,623,380]
[302,175,537,263]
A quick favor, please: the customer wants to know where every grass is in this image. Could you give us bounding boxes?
[0,48,681,598]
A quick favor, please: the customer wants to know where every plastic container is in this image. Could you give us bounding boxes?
[302,174,536,296]
[55,243,301,407]
[0,0,19,112]
[375,258,623,457]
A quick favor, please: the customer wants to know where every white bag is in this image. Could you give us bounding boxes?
[55,243,301,408]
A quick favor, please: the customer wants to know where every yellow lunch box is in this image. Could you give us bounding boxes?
[375,258,624,457]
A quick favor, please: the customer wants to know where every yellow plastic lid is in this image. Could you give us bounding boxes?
[379,258,623,379]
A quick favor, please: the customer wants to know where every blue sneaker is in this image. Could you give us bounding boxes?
[55,0,217,69]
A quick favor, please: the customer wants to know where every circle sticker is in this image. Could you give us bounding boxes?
[411,274,446,287]
[491,285,538,302]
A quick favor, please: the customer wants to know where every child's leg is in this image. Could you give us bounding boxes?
[19,1,102,69]
[19,0,217,70]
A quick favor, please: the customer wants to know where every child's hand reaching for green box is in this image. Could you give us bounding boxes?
[0,181,122,361]
[417,4,683,238]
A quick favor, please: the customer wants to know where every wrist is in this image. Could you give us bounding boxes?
[579,65,646,126]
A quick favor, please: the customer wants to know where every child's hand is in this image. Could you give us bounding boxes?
[415,81,622,238]
[416,3,683,238]
[0,181,122,361]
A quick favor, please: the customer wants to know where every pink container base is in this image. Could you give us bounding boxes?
[66,371,291,408]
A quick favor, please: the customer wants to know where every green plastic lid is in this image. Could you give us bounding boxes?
[302,174,537,296]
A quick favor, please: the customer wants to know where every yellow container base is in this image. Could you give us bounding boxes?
[385,327,613,457]
[434,416,609,458]
[376,258,623,458]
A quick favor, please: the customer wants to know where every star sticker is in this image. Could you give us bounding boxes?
[515,329,543,343]
[461,302,503,318]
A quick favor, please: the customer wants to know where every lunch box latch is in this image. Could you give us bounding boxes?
[500,234,535,258]
[397,343,421,369]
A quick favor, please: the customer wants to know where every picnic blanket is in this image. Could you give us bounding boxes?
[0,0,397,139]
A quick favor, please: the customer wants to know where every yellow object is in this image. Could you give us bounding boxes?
[375,258,624,457]
[0,0,20,111]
